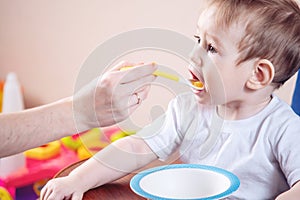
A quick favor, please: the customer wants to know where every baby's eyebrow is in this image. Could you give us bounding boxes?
[196,24,221,44]
[207,33,223,49]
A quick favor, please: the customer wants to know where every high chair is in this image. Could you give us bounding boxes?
[292,72,300,116]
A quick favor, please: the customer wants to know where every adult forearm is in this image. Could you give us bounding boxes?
[0,97,77,157]
[0,62,157,158]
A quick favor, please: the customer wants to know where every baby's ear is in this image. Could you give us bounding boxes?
[246,59,275,90]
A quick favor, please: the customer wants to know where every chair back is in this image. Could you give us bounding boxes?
[292,73,300,116]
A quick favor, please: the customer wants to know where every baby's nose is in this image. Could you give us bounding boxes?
[189,55,202,69]
[190,57,202,67]
[189,46,203,67]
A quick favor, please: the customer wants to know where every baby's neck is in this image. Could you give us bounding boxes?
[217,95,273,120]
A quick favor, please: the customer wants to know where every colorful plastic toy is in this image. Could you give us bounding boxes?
[61,134,82,150]
[33,179,49,196]
[110,130,135,142]
[0,187,13,200]
[0,126,130,199]
[76,128,110,160]
[0,143,78,199]
[24,141,61,160]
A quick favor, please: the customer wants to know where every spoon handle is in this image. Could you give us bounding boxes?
[120,66,204,90]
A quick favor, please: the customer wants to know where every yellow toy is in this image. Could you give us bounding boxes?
[61,135,82,150]
[77,146,92,160]
[24,141,61,160]
[61,128,136,160]
[110,130,135,142]
[0,187,13,200]
[77,128,110,160]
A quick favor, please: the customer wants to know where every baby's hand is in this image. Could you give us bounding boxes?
[40,176,85,200]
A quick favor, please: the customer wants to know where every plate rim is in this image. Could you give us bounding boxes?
[130,164,240,200]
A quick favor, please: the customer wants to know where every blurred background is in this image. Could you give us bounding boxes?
[0,0,297,109]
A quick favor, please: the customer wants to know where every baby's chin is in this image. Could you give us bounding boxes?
[193,92,213,105]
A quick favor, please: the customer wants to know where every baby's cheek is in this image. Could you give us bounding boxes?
[209,83,227,104]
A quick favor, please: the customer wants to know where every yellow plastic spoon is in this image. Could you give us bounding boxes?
[120,66,204,91]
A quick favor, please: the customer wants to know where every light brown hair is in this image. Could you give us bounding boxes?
[208,0,300,88]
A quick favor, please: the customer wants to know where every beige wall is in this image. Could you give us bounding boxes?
[0,0,297,110]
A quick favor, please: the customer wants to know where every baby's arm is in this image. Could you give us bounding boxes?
[275,181,300,200]
[40,135,157,200]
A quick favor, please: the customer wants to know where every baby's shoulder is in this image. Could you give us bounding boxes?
[268,96,300,124]
[264,96,300,139]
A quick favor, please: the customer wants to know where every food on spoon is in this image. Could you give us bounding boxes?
[190,80,204,89]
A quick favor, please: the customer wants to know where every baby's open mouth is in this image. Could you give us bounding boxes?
[189,70,205,88]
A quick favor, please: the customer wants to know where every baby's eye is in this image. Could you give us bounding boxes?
[207,44,217,53]
[194,35,201,44]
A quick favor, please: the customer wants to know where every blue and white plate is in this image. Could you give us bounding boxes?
[130,164,240,200]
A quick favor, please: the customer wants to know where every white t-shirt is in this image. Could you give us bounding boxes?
[138,92,300,199]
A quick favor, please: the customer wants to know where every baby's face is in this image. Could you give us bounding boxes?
[189,5,254,105]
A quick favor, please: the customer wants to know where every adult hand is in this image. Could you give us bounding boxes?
[73,61,157,131]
